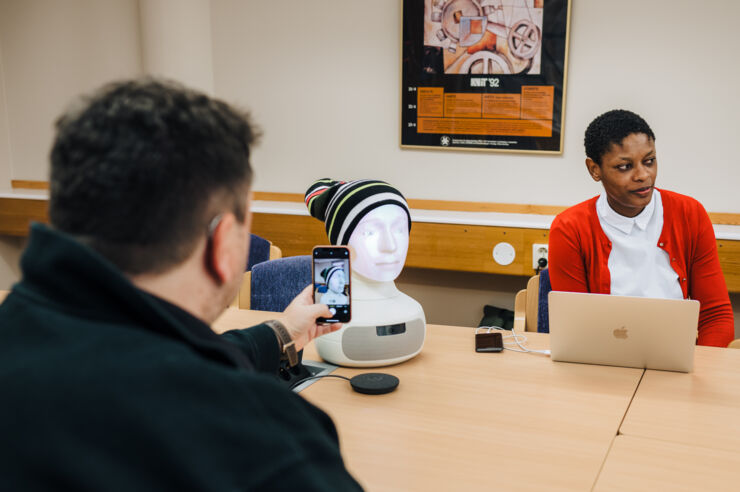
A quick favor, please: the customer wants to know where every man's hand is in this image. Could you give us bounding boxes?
[278,285,342,351]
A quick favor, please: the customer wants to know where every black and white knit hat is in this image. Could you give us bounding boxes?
[321,265,343,286]
[305,178,411,245]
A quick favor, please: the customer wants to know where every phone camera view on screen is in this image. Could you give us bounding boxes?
[312,246,351,323]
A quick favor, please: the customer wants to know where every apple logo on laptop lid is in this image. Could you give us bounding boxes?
[613,326,628,339]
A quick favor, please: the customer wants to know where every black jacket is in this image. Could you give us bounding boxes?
[0,224,362,491]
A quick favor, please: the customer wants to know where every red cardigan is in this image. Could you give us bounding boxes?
[548,189,734,347]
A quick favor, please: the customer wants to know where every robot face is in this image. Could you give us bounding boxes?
[328,270,346,293]
[348,204,410,282]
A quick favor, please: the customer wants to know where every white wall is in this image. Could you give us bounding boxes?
[0,34,12,187]
[210,0,740,214]
[4,0,738,209]
[0,0,142,183]
[139,0,215,94]
[3,0,738,208]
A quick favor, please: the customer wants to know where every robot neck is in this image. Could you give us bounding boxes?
[350,270,400,301]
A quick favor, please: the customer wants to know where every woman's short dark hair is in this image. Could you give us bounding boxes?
[49,78,259,274]
[584,109,655,165]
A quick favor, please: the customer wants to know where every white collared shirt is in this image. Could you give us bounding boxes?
[596,189,683,299]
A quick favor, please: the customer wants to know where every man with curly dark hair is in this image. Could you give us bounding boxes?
[0,78,362,490]
[548,109,733,346]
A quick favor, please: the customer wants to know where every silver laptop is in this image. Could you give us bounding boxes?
[548,291,700,373]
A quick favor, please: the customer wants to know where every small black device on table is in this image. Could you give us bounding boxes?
[475,331,504,353]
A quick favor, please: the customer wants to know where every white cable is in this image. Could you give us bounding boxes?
[476,326,551,356]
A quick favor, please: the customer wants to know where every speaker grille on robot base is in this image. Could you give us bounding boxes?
[341,318,425,361]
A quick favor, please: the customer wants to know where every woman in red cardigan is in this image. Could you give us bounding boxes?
[548,110,734,347]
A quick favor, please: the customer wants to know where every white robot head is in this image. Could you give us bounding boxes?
[305,178,412,282]
[347,204,410,282]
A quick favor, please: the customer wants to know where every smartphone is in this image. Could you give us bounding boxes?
[312,246,351,323]
[475,332,503,353]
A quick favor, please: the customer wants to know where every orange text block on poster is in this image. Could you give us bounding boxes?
[482,94,521,119]
[443,93,482,118]
[417,87,444,117]
[418,117,552,137]
[521,86,554,121]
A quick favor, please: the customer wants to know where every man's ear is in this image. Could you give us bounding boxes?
[207,213,240,285]
[586,158,601,182]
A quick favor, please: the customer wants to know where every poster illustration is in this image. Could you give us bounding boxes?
[401,0,571,153]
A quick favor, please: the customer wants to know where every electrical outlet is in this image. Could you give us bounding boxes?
[532,243,548,270]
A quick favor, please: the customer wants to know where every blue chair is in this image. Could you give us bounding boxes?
[247,233,272,271]
[233,235,282,308]
[537,268,551,333]
[249,255,312,312]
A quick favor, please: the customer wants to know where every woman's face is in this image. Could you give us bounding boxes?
[328,270,346,293]
[586,132,657,218]
[348,204,409,282]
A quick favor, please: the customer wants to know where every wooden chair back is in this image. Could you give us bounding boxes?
[513,275,540,332]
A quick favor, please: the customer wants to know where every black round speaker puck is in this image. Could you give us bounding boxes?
[349,373,399,395]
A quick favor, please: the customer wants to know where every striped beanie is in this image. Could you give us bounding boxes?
[305,178,412,245]
[321,265,343,286]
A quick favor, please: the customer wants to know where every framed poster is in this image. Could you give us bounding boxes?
[401,0,571,154]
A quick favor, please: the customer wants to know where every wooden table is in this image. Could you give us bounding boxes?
[619,346,740,452]
[214,308,643,491]
[594,435,740,491]
[592,346,740,489]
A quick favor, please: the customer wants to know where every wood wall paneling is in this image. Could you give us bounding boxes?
[250,213,326,258]
[406,222,550,276]
[1,197,739,291]
[10,180,48,190]
[0,198,48,236]
[718,240,740,292]
[252,213,550,276]
[11,184,740,225]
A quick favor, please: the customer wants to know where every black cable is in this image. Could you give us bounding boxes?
[288,374,351,390]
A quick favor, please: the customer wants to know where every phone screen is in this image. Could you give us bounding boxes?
[312,246,351,323]
[475,332,503,352]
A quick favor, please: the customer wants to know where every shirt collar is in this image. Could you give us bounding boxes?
[596,189,656,235]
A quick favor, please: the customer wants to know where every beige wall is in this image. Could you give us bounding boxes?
[0,32,19,287]
[210,0,740,213]
[0,35,12,187]
[396,268,529,327]
[139,0,214,94]
[0,0,143,183]
[5,0,738,211]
